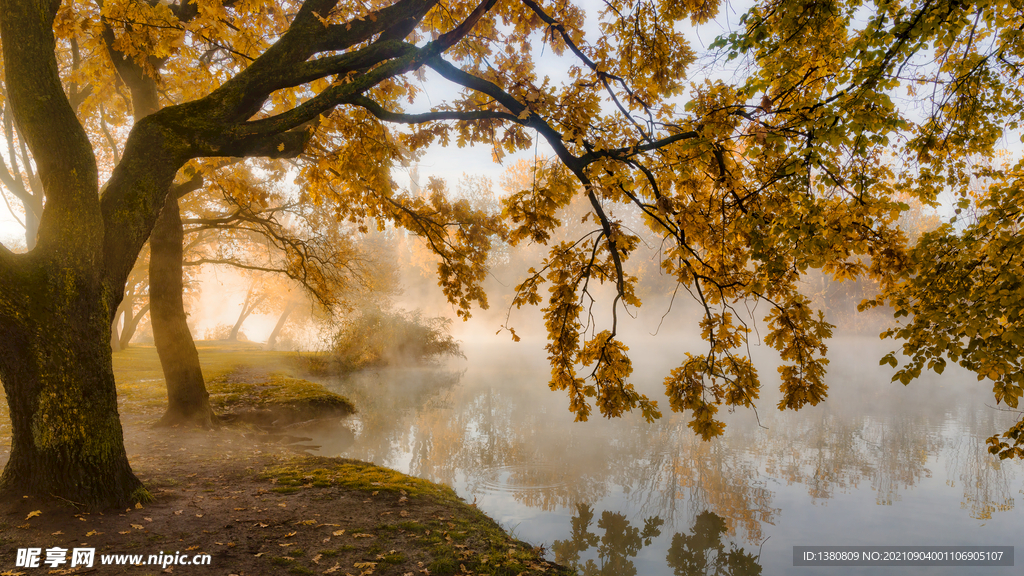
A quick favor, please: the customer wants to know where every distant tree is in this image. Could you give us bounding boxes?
[1,0,1020,509]
[110,243,150,351]
[266,292,303,350]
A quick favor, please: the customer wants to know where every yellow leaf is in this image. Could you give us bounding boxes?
[25,510,40,520]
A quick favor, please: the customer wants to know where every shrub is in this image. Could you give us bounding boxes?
[328,307,463,371]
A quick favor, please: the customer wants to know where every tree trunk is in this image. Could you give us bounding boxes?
[150,194,216,427]
[228,288,264,342]
[110,306,124,352]
[0,263,145,507]
[266,300,299,350]
[227,310,248,341]
[119,301,150,350]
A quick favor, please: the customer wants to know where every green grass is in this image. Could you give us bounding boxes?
[263,457,575,576]
[108,342,353,420]
[263,457,458,500]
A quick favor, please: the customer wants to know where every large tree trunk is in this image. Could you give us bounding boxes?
[0,261,145,507]
[150,194,216,427]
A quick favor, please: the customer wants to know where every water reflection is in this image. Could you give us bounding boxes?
[665,512,762,576]
[552,504,664,576]
[550,506,763,576]
[312,339,1023,575]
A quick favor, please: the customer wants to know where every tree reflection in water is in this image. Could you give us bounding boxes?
[553,505,762,576]
[315,352,1023,574]
[665,512,762,576]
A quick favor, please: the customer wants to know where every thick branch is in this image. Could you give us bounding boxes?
[347,94,517,124]
[0,0,101,255]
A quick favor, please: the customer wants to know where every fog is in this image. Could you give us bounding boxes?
[303,334,1022,576]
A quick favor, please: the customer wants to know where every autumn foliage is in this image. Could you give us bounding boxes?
[1,0,1024,506]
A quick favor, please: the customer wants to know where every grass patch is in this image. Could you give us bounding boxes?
[263,457,457,500]
[207,373,354,418]
[261,457,574,576]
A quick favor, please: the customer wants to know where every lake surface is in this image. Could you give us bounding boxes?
[312,335,1023,576]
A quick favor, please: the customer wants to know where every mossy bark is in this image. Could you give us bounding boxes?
[0,0,413,509]
[0,262,144,507]
[150,194,216,427]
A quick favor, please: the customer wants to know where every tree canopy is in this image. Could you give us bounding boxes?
[0,0,1023,505]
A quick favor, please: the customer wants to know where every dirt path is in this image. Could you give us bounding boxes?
[0,404,570,576]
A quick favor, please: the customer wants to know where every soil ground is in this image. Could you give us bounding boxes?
[0,344,571,576]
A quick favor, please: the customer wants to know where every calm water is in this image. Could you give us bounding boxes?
[311,336,1023,576]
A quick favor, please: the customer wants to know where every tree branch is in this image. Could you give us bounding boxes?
[346,94,518,124]
[0,0,100,255]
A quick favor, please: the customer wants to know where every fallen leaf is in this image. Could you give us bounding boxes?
[51,531,63,536]
[284,531,297,538]
[312,554,322,565]
[86,530,101,537]
[195,514,204,518]
[135,503,143,509]
[131,524,145,530]
[119,530,130,535]
[25,510,41,520]
[323,564,340,574]
[352,533,373,538]
[332,529,345,536]
[174,510,183,515]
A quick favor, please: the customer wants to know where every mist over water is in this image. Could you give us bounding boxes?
[307,334,1023,576]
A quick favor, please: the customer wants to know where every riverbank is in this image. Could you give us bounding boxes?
[0,343,570,575]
